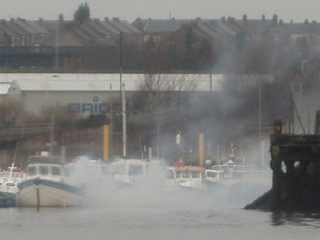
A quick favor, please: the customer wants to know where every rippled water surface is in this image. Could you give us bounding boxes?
[1,170,319,240]
[1,189,319,240]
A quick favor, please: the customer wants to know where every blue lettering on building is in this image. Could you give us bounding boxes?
[68,96,110,114]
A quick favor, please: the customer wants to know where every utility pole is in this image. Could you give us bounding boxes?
[259,78,263,167]
[54,17,59,69]
[109,84,113,157]
[119,31,123,100]
[122,83,126,158]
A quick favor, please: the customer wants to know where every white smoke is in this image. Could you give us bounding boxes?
[67,156,272,210]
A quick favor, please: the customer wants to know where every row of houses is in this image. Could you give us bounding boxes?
[1,15,319,48]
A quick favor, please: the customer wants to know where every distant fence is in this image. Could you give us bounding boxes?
[0,123,104,143]
[0,123,52,136]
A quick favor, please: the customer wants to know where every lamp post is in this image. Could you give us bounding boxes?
[122,83,126,158]
[119,31,123,100]
[258,78,263,168]
[176,132,181,162]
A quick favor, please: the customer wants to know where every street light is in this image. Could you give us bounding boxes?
[176,132,182,162]
[176,132,181,145]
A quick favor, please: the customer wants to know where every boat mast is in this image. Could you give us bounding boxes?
[49,114,55,157]
[9,141,19,177]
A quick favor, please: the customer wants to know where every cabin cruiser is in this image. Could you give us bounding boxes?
[204,168,225,187]
[164,162,207,191]
[0,165,26,198]
[205,157,246,189]
[110,158,148,186]
[16,154,84,208]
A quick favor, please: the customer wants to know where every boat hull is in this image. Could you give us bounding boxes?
[17,178,83,207]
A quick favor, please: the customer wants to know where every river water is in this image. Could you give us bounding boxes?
[1,171,319,240]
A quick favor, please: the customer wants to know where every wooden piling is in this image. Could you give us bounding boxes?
[269,119,320,211]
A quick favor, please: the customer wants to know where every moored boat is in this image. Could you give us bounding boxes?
[0,164,26,198]
[110,158,148,186]
[16,154,84,208]
[205,157,247,190]
[164,162,207,192]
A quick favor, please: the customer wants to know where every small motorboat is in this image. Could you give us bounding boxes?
[164,162,207,192]
[110,158,148,186]
[16,153,84,208]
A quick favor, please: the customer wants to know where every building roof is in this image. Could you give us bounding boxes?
[12,19,40,34]
[1,17,320,48]
[0,83,12,95]
[283,22,320,35]
[141,18,189,33]
[99,20,121,35]
[25,20,48,34]
[14,79,119,92]
[0,73,227,92]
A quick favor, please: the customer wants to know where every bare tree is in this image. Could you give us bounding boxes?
[135,73,201,112]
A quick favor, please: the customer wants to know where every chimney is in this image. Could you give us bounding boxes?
[59,14,64,22]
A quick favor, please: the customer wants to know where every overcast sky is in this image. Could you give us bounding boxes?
[1,0,319,23]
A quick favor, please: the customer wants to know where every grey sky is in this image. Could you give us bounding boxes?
[1,0,319,23]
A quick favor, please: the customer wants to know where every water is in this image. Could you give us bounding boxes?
[1,188,319,240]
[1,167,319,240]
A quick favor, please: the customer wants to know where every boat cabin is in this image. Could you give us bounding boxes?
[205,168,224,186]
[111,158,148,185]
[26,163,65,182]
[2,180,20,194]
[164,163,206,191]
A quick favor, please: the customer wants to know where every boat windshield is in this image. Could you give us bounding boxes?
[5,182,16,187]
[0,172,10,178]
[182,171,190,178]
[206,171,218,178]
[28,166,37,176]
[128,164,144,176]
[39,166,49,176]
[12,173,23,178]
[191,172,200,178]
[51,166,61,176]
[112,164,125,175]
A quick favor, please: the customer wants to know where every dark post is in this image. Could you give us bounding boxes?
[274,119,282,135]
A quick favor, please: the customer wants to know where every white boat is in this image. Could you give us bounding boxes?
[164,167,178,191]
[0,164,26,198]
[16,155,84,208]
[205,158,246,189]
[164,162,207,192]
[204,168,225,187]
[110,158,148,186]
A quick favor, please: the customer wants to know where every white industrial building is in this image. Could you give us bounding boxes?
[0,73,223,116]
